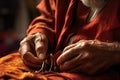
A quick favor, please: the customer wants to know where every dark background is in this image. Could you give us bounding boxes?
[0,0,40,57]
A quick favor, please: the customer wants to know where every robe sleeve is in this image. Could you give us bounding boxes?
[27,0,56,49]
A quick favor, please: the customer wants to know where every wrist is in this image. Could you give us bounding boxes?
[107,42,120,65]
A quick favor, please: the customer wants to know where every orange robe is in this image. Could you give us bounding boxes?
[0,0,120,79]
[28,0,120,51]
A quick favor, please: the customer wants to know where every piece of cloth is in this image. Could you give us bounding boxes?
[0,52,120,80]
[27,0,120,51]
[0,0,120,79]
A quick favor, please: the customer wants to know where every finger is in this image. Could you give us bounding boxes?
[68,61,93,73]
[57,47,79,66]
[59,50,90,71]
[58,43,78,65]
[59,52,83,71]
[34,33,48,60]
[63,43,77,52]
[23,52,43,64]
[35,40,47,60]
[57,42,86,65]
[68,58,107,75]
[19,39,32,58]
[63,40,88,53]
[23,52,42,68]
[23,59,41,68]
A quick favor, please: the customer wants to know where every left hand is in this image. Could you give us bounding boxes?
[57,40,119,75]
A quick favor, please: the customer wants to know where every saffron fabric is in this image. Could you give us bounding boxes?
[0,52,120,80]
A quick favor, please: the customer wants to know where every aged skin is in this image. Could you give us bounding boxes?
[19,32,48,68]
[19,0,120,75]
[57,40,120,74]
[56,0,120,75]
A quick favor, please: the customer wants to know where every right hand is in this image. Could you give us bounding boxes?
[19,33,48,68]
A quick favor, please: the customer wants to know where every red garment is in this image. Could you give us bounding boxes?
[27,0,120,52]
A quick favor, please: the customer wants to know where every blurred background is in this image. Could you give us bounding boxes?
[0,0,41,57]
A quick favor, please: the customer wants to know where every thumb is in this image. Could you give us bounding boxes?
[35,41,47,60]
[34,39,48,60]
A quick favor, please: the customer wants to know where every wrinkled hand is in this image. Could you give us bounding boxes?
[57,40,118,75]
[19,33,48,68]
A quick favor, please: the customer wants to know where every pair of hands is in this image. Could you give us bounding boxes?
[19,33,117,74]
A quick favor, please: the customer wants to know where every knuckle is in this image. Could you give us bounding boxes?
[20,38,28,45]
[78,41,88,48]
[36,45,47,53]
[35,33,48,43]
[20,35,35,45]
